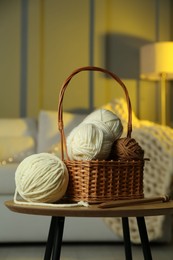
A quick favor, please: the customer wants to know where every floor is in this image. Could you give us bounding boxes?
[0,241,173,260]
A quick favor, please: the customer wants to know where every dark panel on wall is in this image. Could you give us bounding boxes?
[20,0,28,117]
[104,33,151,79]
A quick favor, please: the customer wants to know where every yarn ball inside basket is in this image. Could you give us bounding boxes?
[110,137,144,160]
[15,153,69,203]
[67,123,113,160]
[83,108,123,142]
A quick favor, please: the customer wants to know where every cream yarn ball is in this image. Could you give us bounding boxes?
[67,123,112,160]
[83,108,123,141]
[67,109,123,161]
[15,153,69,203]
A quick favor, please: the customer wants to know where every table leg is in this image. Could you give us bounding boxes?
[44,217,57,260]
[122,217,133,260]
[52,216,65,260]
[136,217,153,260]
[44,216,65,260]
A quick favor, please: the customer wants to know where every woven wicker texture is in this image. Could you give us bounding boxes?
[58,66,145,203]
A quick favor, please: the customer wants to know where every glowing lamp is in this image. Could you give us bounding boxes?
[140,41,173,124]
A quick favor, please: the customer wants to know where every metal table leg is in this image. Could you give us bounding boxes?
[136,217,153,260]
[52,217,65,260]
[44,217,57,260]
[44,216,152,260]
[44,216,65,260]
[122,217,133,260]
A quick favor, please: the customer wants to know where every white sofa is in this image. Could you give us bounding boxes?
[0,111,117,243]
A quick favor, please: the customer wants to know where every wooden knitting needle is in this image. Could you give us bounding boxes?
[98,195,170,209]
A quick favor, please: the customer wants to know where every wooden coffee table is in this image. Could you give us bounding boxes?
[5,199,173,260]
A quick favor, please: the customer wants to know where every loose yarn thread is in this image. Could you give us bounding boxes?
[67,109,123,160]
[14,153,69,204]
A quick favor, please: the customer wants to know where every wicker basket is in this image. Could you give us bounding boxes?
[58,66,145,203]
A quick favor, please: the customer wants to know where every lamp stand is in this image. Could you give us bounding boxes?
[160,72,167,125]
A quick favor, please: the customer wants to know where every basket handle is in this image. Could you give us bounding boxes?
[58,66,132,160]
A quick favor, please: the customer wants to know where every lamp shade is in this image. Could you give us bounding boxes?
[140,41,173,80]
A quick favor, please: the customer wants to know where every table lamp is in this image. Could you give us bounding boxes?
[140,41,173,125]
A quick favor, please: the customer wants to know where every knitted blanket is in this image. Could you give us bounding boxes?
[102,98,173,243]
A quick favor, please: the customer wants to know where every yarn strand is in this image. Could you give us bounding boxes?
[14,189,89,208]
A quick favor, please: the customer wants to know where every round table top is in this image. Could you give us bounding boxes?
[5,200,173,218]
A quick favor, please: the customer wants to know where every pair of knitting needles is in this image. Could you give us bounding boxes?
[98,195,170,209]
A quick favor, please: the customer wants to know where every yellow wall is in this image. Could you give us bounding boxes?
[27,0,90,117]
[0,0,21,117]
[93,0,171,121]
[0,0,172,124]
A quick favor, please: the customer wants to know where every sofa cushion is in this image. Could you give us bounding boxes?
[0,118,37,164]
[0,118,37,138]
[37,110,87,158]
[0,136,36,163]
[0,164,18,194]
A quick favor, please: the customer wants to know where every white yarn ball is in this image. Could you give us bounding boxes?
[15,153,69,203]
[83,109,123,141]
[67,123,113,160]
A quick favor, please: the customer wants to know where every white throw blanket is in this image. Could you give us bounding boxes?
[102,98,173,243]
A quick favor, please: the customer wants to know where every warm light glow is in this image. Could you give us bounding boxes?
[140,41,173,80]
[140,41,173,125]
